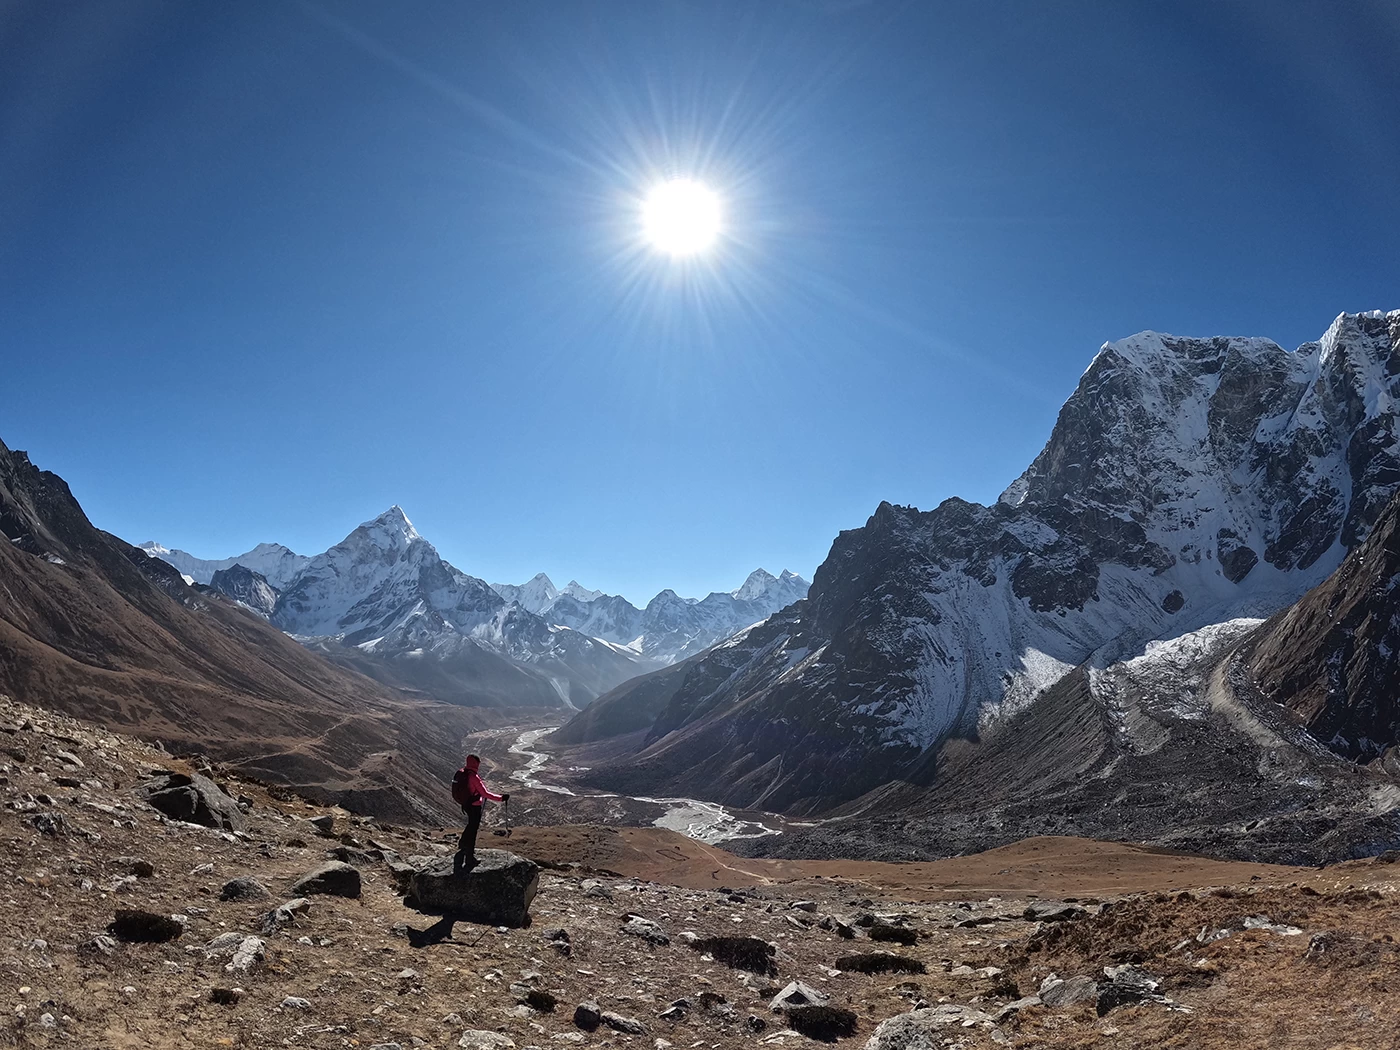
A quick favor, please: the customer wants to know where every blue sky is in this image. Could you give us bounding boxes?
[3,1,1398,604]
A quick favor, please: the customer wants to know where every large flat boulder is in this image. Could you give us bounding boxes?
[136,772,245,831]
[406,850,538,928]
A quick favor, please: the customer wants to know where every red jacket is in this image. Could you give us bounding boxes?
[464,769,503,808]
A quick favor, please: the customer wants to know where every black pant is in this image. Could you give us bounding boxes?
[457,804,482,858]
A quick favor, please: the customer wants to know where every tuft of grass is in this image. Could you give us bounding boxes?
[787,1005,859,1041]
[868,924,917,946]
[690,935,778,976]
[834,952,926,975]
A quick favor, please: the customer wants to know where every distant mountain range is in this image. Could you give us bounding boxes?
[140,517,808,709]
[556,310,1400,864]
[0,438,478,825]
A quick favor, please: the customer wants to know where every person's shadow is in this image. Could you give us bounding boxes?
[406,915,457,948]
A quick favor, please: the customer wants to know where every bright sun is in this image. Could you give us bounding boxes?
[642,177,722,256]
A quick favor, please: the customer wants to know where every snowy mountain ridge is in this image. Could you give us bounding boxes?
[138,540,310,590]
[564,310,1400,815]
[145,508,809,705]
[489,566,810,665]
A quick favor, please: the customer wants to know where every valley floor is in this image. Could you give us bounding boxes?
[2,694,1398,1049]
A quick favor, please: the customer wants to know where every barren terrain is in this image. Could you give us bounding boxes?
[0,693,1396,1049]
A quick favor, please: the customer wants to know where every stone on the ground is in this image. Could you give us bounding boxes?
[308,814,336,835]
[770,981,829,1013]
[458,1032,515,1050]
[77,934,117,957]
[210,987,242,1005]
[281,996,311,1010]
[622,915,670,945]
[261,897,311,933]
[574,1001,602,1031]
[1039,975,1098,1007]
[290,861,361,898]
[225,936,265,975]
[329,845,377,867]
[1023,900,1089,923]
[405,851,538,928]
[601,1011,646,1034]
[136,772,245,831]
[992,995,1042,1022]
[865,1005,995,1048]
[116,856,155,878]
[1096,965,1159,1016]
[220,877,270,902]
[108,909,184,943]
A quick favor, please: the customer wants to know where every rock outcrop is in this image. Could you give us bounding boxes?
[137,772,245,831]
[405,850,539,927]
[563,312,1400,822]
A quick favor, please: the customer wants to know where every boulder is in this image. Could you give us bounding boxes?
[405,851,538,928]
[1023,901,1089,923]
[219,877,271,902]
[865,1006,995,1048]
[573,1000,602,1031]
[770,981,829,1013]
[1039,975,1098,1007]
[136,772,244,831]
[290,862,361,899]
[621,915,670,945]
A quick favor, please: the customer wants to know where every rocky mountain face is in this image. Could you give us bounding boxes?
[492,568,810,665]
[208,564,279,618]
[139,540,310,589]
[560,311,1400,854]
[0,436,482,824]
[1245,487,1400,763]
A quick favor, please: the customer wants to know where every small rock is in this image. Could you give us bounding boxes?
[190,862,215,875]
[290,862,361,899]
[116,857,155,878]
[77,934,118,957]
[281,996,312,1010]
[220,877,271,902]
[307,814,336,835]
[601,1011,647,1035]
[574,1001,603,1032]
[622,915,670,946]
[458,1032,514,1050]
[261,897,311,934]
[745,1015,767,1033]
[210,987,242,1005]
[225,936,265,975]
[790,900,818,912]
[581,879,612,899]
[525,989,557,1012]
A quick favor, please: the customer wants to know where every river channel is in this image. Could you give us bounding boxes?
[507,727,780,845]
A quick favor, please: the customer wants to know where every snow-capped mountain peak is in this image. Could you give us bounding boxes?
[562,580,604,603]
[356,505,420,551]
[491,573,559,614]
[734,568,778,601]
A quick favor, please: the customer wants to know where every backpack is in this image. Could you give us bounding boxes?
[451,766,481,808]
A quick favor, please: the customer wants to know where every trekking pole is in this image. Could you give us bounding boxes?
[501,794,512,838]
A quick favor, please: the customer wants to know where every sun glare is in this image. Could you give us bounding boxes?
[642,177,722,256]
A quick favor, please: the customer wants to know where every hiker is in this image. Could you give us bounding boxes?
[452,754,508,872]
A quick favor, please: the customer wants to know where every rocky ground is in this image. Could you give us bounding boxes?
[3,693,1399,1049]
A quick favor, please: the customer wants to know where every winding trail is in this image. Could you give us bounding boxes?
[507,727,780,845]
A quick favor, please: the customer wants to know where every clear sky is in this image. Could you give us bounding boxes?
[3,1,1398,604]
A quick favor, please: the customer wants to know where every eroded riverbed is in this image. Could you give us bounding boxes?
[507,727,780,844]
